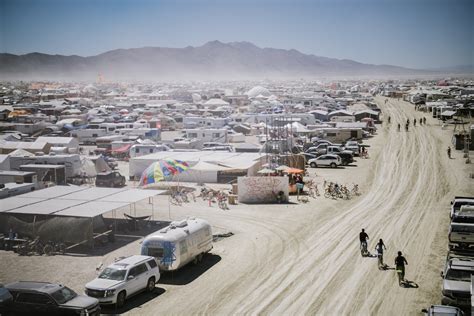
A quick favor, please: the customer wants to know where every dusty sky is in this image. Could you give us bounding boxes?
[1,0,472,69]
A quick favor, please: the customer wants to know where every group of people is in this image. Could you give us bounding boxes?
[359,229,408,286]
[391,116,427,132]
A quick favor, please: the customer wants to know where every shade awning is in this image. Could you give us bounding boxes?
[54,201,130,218]
[0,186,165,218]
[441,110,456,116]
[112,144,132,153]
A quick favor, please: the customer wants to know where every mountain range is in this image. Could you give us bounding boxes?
[0,41,467,81]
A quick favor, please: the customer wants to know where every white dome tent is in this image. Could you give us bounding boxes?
[245,86,271,99]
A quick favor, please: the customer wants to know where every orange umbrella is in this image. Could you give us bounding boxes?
[284,168,304,174]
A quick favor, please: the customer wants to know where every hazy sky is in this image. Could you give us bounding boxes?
[1,0,472,69]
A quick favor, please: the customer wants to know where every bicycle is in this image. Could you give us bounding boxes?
[341,186,351,200]
[169,192,182,206]
[217,192,229,210]
[351,184,360,196]
[43,241,67,256]
[396,267,405,285]
[360,241,368,257]
[16,237,46,256]
[324,187,333,199]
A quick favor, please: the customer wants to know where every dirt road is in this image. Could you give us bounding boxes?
[133,97,472,315]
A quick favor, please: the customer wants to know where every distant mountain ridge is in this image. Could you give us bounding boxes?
[0,40,433,81]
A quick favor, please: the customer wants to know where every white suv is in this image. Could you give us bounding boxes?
[307,154,342,168]
[85,255,160,308]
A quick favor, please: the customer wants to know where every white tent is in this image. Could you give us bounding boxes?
[81,157,98,177]
[177,161,232,183]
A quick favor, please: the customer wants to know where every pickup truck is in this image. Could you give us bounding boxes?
[450,196,474,219]
[316,146,354,166]
[343,141,361,156]
[440,254,474,308]
[312,139,341,147]
[95,171,126,188]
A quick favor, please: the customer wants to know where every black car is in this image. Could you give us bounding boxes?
[95,171,126,188]
[1,281,100,316]
[336,152,354,166]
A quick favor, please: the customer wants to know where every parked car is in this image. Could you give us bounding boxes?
[450,196,474,219]
[421,305,464,316]
[307,154,342,168]
[85,255,160,308]
[451,205,474,223]
[311,139,341,147]
[2,281,100,316]
[321,146,354,166]
[440,255,474,307]
[343,140,361,156]
[449,222,474,250]
[302,152,318,161]
[336,152,354,166]
[95,171,126,188]
[305,143,329,153]
[0,284,13,311]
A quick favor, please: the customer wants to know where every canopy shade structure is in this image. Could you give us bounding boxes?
[55,201,130,218]
[0,186,168,251]
[258,168,275,174]
[441,110,456,116]
[0,186,165,218]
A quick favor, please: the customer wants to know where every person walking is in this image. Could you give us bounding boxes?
[447,146,451,159]
[423,117,426,125]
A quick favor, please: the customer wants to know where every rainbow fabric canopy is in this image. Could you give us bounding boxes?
[139,159,189,186]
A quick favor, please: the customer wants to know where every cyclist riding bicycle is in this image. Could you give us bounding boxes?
[375,239,387,268]
[395,251,408,285]
[359,229,369,256]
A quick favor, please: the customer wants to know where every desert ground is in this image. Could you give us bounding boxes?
[1,96,473,315]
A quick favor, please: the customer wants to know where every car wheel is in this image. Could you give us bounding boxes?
[310,162,317,168]
[116,291,126,308]
[146,277,155,292]
[330,163,336,168]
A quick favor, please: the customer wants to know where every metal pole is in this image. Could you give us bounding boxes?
[168,198,171,220]
[91,218,94,250]
[152,196,155,221]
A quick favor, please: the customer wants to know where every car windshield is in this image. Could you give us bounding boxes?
[98,267,127,281]
[50,286,77,304]
[446,269,473,282]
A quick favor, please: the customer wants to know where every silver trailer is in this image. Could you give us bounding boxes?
[141,218,213,271]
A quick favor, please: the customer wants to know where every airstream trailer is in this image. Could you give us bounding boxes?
[141,218,213,271]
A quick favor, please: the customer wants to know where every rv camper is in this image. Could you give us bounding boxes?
[141,218,213,271]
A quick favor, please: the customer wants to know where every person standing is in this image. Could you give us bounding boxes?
[447,146,451,159]
[395,251,408,285]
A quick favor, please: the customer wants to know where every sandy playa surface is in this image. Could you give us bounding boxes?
[1,97,473,315]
